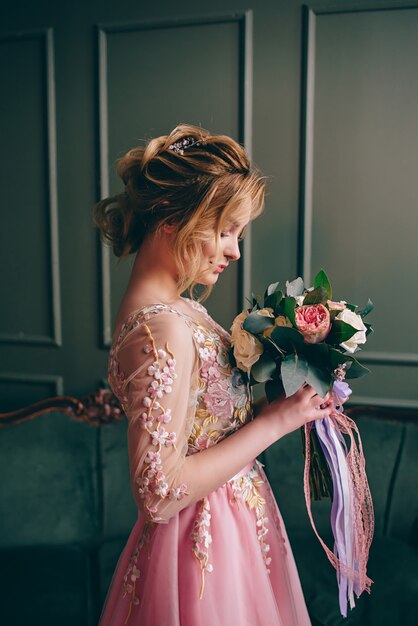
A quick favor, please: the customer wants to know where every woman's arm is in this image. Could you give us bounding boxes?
[181,384,330,505]
[118,313,331,523]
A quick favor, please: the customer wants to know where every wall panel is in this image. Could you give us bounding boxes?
[97,13,252,346]
[300,5,418,406]
[0,29,61,346]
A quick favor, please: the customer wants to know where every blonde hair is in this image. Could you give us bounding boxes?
[93,123,266,301]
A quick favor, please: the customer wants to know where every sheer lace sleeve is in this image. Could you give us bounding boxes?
[115,310,199,524]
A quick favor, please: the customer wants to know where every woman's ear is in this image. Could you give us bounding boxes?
[162,222,177,234]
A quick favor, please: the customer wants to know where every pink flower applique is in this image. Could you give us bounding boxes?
[194,329,206,344]
[151,429,177,447]
[169,483,188,500]
[191,497,213,598]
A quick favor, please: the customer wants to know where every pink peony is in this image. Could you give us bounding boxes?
[295,304,331,344]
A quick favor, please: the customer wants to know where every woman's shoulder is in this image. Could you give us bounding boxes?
[112,301,190,350]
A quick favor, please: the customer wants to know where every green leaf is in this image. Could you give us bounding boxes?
[270,326,305,352]
[251,351,277,383]
[285,277,305,297]
[306,343,332,369]
[281,353,308,397]
[345,303,358,312]
[327,349,371,379]
[303,286,328,305]
[364,322,374,337]
[328,347,353,370]
[327,320,358,345]
[243,311,274,335]
[344,358,371,379]
[305,364,331,398]
[283,296,297,326]
[265,290,283,311]
[313,269,332,300]
[358,298,374,319]
[249,292,262,309]
[265,379,285,402]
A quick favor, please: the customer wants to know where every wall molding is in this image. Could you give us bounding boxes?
[298,3,418,370]
[96,11,253,348]
[350,394,418,410]
[0,28,62,347]
[0,372,64,396]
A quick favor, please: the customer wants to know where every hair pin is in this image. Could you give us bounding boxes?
[168,137,201,155]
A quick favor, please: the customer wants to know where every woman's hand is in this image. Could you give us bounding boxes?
[257,383,332,439]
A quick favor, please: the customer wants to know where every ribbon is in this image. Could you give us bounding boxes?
[303,384,374,617]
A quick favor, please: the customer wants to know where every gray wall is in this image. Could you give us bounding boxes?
[0,0,417,410]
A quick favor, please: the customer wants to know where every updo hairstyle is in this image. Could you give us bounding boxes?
[93,123,266,300]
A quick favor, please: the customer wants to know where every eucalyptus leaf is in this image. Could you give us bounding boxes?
[327,320,358,345]
[243,311,274,334]
[281,353,308,397]
[313,269,332,300]
[305,364,331,398]
[359,298,374,318]
[303,286,328,305]
[283,296,297,326]
[271,326,305,352]
[285,277,305,297]
[251,351,277,383]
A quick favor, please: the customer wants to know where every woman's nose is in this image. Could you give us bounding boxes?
[224,237,241,262]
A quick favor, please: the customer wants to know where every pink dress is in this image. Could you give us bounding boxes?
[99,297,311,626]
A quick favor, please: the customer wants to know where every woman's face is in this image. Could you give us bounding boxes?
[197,209,251,285]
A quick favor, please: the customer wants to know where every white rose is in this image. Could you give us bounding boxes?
[336,308,367,353]
[295,295,305,306]
[230,311,264,373]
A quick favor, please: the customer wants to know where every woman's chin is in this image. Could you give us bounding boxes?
[196,271,220,286]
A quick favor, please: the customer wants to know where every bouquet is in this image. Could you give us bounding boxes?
[230,269,374,617]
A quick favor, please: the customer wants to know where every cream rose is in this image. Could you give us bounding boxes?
[257,308,275,318]
[336,308,367,353]
[230,311,264,373]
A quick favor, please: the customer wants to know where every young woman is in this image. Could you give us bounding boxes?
[93,124,331,626]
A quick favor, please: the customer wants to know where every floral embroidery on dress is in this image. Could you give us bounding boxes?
[191,497,213,598]
[230,464,272,573]
[134,322,189,521]
[122,521,154,623]
[188,321,252,454]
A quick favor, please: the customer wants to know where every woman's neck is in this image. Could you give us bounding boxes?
[125,232,181,305]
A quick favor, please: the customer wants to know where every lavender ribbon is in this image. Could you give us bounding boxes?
[314,381,356,617]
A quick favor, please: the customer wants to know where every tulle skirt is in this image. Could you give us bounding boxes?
[98,461,311,626]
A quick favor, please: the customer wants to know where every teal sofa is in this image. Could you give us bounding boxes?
[0,394,417,625]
